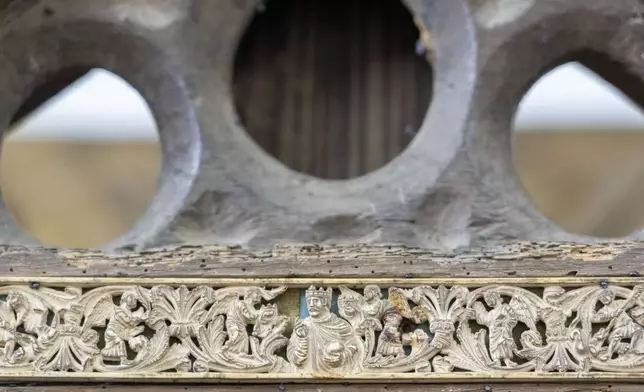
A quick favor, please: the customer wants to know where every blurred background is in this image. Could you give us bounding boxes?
[3,0,644,248]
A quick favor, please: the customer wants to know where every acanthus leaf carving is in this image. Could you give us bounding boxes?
[0,281,643,379]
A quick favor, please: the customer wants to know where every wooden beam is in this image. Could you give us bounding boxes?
[0,241,640,278]
[0,384,632,392]
[0,242,642,391]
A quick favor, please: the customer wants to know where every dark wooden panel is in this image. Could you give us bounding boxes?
[233,0,433,179]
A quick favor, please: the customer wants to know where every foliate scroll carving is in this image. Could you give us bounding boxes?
[3,281,644,379]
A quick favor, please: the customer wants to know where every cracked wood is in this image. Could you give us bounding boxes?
[0,242,640,278]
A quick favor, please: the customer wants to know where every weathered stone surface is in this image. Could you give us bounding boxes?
[1,0,642,250]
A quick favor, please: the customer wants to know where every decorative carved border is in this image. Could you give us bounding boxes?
[0,277,643,383]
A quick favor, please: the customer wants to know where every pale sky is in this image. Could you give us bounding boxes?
[8,69,159,141]
[7,62,644,141]
[514,62,644,131]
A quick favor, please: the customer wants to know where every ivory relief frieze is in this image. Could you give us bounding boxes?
[0,278,643,381]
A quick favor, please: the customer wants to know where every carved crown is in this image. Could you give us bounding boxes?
[305,286,332,302]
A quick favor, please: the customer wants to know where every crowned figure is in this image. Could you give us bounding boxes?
[287,286,364,374]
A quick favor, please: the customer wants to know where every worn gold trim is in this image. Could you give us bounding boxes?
[0,277,641,383]
[2,371,644,383]
[0,276,633,287]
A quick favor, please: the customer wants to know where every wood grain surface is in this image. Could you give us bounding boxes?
[233,0,432,180]
[0,241,638,278]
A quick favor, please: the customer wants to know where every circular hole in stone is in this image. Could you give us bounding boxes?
[513,61,644,237]
[233,0,434,180]
[0,68,162,248]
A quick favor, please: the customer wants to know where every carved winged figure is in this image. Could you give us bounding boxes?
[184,286,289,373]
[442,286,541,373]
[11,281,644,376]
[69,286,191,373]
[472,290,537,367]
[204,286,287,355]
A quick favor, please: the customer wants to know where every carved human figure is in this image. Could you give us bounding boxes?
[15,282,644,377]
[7,292,48,336]
[36,304,100,372]
[337,285,386,339]
[473,291,518,367]
[0,292,42,363]
[0,295,21,360]
[376,308,406,357]
[252,304,286,340]
[287,286,364,374]
[591,288,644,360]
[249,303,293,372]
[363,286,387,320]
[101,291,148,364]
[224,288,264,354]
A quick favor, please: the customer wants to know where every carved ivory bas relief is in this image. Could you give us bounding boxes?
[2,279,644,380]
